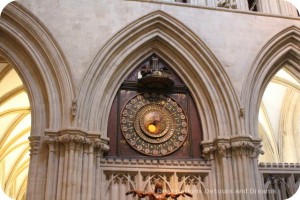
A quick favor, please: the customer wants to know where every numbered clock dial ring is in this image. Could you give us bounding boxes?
[121,93,188,156]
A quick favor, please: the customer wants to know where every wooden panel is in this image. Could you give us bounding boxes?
[106,54,203,159]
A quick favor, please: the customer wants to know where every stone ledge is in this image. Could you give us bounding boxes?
[126,0,300,20]
[100,158,211,168]
[259,162,300,168]
[259,162,300,174]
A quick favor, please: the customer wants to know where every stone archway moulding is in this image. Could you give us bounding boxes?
[0,3,75,199]
[0,2,75,133]
[241,25,300,138]
[76,10,241,141]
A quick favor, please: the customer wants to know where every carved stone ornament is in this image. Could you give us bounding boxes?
[202,145,216,156]
[94,138,110,152]
[201,136,263,159]
[216,143,231,157]
[29,136,41,155]
[44,129,110,153]
[217,0,237,9]
[121,92,188,156]
[231,139,264,158]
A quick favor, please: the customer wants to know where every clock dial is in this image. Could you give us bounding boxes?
[121,92,188,156]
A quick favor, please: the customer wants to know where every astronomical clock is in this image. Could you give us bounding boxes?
[107,55,202,159]
[121,92,188,156]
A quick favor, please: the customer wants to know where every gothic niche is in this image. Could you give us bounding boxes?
[107,54,203,159]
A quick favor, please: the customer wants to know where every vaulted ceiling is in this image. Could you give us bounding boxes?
[259,67,300,163]
[0,57,30,200]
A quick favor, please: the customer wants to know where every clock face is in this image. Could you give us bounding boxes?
[121,92,188,156]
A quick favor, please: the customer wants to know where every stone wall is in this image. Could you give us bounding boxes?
[0,1,299,200]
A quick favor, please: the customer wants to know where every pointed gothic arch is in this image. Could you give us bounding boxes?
[0,3,75,199]
[0,2,75,132]
[77,11,240,141]
[241,26,300,137]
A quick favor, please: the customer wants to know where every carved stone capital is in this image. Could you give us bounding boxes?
[231,136,263,157]
[201,135,263,159]
[44,129,110,156]
[202,137,231,159]
[231,141,252,156]
[216,142,231,157]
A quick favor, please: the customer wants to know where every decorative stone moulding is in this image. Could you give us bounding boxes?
[44,128,110,155]
[100,158,212,168]
[259,162,300,174]
[259,163,300,168]
[201,135,264,159]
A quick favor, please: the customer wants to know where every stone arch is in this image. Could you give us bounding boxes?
[0,2,75,133]
[241,26,300,137]
[77,10,240,141]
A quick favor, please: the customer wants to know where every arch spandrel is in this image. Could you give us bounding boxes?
[77,10,240,141]
[241,25,300,138]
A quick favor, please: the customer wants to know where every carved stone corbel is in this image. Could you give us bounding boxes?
[202,141,216,160]
[29,136,42,155]
[251,143,264,158]
[94,137,110,157]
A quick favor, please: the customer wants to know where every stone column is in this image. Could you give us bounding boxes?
[203,138,234,200]
[231,136,265,200]
[202,135,264,200]
[44,136,57,200]
[202,143,218,200]
[94,139,110,200]
[43,129,109,200]
[26,136,41,200]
